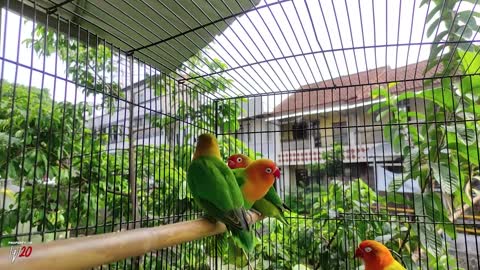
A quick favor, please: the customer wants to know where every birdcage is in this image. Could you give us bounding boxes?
[0,0,480,269]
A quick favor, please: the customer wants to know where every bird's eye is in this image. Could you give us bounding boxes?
[364,247,372,253]
[237,157,243,163]
[265,168,273,174]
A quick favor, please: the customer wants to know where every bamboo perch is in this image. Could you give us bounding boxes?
[0,212,262,270]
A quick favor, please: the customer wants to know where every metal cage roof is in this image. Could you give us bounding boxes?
[2,0,261,74]
[3,0,479,100]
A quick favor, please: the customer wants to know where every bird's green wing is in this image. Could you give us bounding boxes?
[252,186,290,224]
[232,168,247,187]
[187,156,248,230]
[263,186,289,211]
[196,198,249,231]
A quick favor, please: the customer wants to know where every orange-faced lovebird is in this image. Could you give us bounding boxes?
[231,158,280,210]
[227,153,252,169]
[228,154,290,225]
[186,134,254,253]
[355,240,406,270]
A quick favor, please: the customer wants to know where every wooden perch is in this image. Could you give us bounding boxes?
[0,212,262,270]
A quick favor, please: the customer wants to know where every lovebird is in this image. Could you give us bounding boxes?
[186,134,254,252]
[228,154,290,224]
[355,240,406,270]
[224,157,280,265]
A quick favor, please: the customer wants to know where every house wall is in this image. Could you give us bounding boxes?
[238,118,279,161]
[280,111,347,149]
[275,97,428,193]
[278,102,422,150]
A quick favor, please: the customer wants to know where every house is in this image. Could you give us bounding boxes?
[268,60,441,193]
[87,75,194,152]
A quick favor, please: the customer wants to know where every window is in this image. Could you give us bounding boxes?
[292,121,308,140]
[281,121,308,141]
[295,168,309,186]
[332,121,348,145]
[311,121,322,147]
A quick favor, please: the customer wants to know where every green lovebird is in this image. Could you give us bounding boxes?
[227,154,290,225]
[186,134,254,253]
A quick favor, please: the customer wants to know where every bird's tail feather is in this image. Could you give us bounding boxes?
[282,203,292,212]
[226,235,254,268]
[278,213,289,225]
[231,228,255,254]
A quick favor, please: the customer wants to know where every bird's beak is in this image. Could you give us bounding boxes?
[354,248,363,258]
[227,160,235,169]
[273,167,281,179]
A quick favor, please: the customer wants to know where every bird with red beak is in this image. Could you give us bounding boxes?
[231,158,280,209]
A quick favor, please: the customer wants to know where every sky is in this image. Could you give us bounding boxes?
[0,0,479,112]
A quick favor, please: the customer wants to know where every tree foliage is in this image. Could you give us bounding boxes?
[422,0,480,74]
[368,40,480,270]
[23,24,122,110]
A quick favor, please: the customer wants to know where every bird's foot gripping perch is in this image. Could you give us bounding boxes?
[249,209,262,217]
[247,208,263,221]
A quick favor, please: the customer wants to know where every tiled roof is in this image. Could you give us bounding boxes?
[273,60,443,114]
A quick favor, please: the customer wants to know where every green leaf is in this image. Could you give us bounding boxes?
[460,75,480,99]
[387,176,408,193]
[466,17,478,33]
[395,91,418,102]
[371,87,388,99]
[420,88,456,112]
[292,264,312,270]
[427,44,445,71]
[414,223,445,257]
[7,163,17,179]
[441,77,452,90]
[449,142,480,166]
[457,10,475,24]
[387,82,398,89]
[367,102,389,114]
[0,132,21,146]
[424,192,456,239]
[413,192,453,254]
[427,17,441,37]
[457,48,480,74]
[445,124,477,146]
[426,4,442,23]
[420,0,430,7]
[386,193,412,207]
[384,124,402,153]
[431,162,460,194]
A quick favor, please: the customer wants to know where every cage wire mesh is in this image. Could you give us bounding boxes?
[1,0,480,269]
